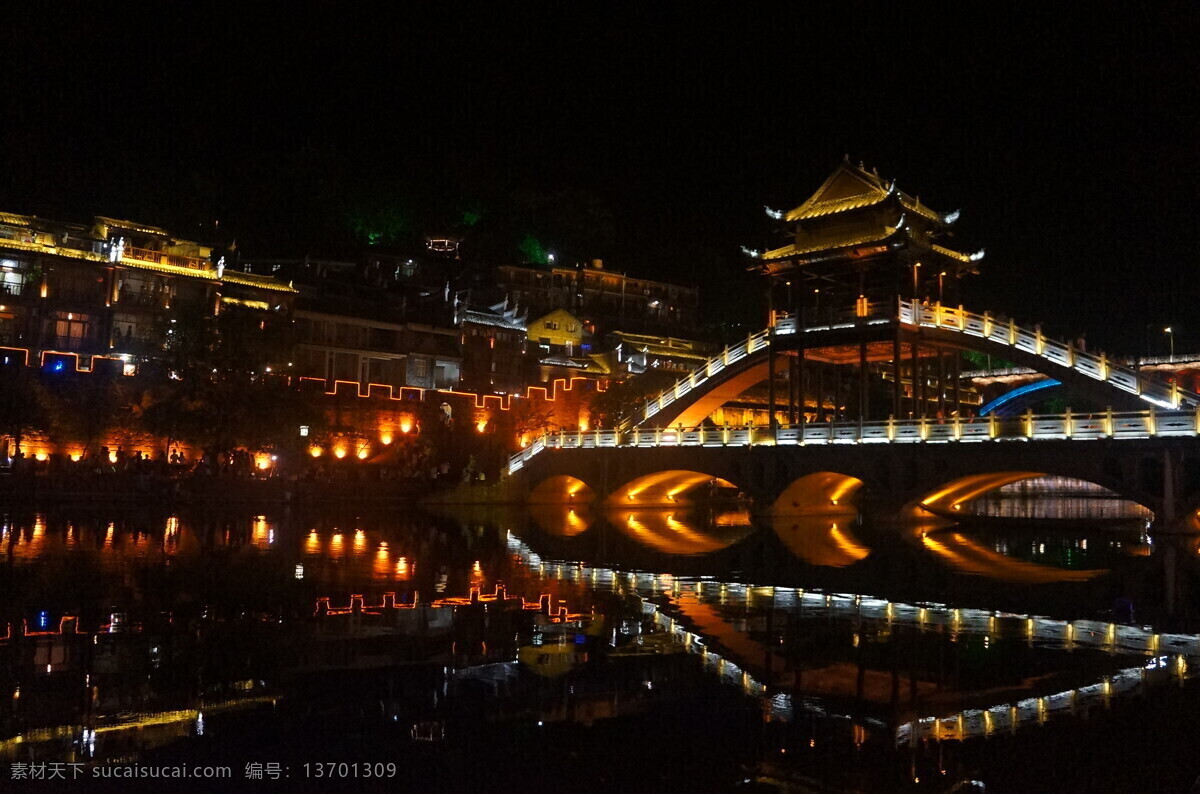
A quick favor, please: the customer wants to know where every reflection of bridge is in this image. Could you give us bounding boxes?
[504,530,1200,745]
[511,300,1200,525]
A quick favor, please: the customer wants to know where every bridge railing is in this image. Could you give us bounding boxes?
[900,299,1192,410]
[507,408,1200,473]
[637,303,893,427]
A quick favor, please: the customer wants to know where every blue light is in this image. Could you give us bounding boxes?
[52,361,64,372]
[39,611,48,629]
[979,379,1060,416]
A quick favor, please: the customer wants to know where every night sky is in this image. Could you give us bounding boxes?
[5,4,1197,351]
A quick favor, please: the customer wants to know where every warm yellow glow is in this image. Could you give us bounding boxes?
[399,417,413,434]
[529,476,595,505]
[330,533,344,558]
[916,472,1045,516]
[334,447,347,459]
[476,420,488,433]
[380,432,393,445]
[34,452,47,462]
[578,418,590,432]
[772,472,863,516]
[305,531,319,554]
[255,454,270,470]
[108,450,117,464]
[353,529,366,553]
[771,515,869,567]
[309,446,323,458]
[614,470,736,506]
[356,448,369,460]
[920,532,1106,583]
[396,556,410,580]
[69,453,81,462]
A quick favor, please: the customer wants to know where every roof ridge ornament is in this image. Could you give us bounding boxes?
[740,245,760,258]
[944,209,961,224]
[764,206,783,220]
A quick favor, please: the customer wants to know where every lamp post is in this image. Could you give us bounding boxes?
[1165,326,1175,363]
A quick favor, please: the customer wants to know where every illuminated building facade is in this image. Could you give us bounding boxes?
[457,300,533,393]
[497,259,700,337]
[0,211,295,363]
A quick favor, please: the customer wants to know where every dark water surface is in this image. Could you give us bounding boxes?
[2,496,1200,792]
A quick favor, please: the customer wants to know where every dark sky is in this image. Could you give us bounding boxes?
[4,4,1197,351]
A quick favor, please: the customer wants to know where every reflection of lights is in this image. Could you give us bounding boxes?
[396,557,410,579]
[305,530,319,554]
[354,530,366,553]
[330,533,344,557]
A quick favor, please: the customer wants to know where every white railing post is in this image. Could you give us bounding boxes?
[982,311,993,338]
[887,414,895,441]
[1106,407,1114,437]
[1024,409,1034,438]
[989,413,998,439]
[1064,407,1073,438]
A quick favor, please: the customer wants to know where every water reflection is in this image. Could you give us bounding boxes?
[613,509,753,555]
[1,500,1199,790]
[772,513,870,567]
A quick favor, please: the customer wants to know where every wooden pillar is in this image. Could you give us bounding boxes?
[859,330,869,421]
[767,286,776,432]
[817,362,825,422]
[892,325,903,419]
[953,352,962,417]
[911,342,922,418]
[937,350,947,419]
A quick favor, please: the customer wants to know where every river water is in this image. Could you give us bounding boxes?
[2,491,1199,791]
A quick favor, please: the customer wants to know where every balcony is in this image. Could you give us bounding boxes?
[122,246,211,273]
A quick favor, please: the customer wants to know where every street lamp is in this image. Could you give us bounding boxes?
[1165,326,1174,362]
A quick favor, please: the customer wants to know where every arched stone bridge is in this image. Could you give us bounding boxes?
[514,418,1200,526]
[635,300,1197,430]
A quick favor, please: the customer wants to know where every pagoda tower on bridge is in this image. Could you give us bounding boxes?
[747,160,987,425]
[755,157,984,311]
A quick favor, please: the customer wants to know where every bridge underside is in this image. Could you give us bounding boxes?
[515,438,1200,526]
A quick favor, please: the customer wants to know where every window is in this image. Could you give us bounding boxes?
[413,358,429,378]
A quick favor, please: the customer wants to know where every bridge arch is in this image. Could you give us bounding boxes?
[907,470,1158,521]
[772,471,865,516]
[634,302,1197,431]
[529,475,597,505]
[609,470,740,507]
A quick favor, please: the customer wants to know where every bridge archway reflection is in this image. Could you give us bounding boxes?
[919,530,1108,583]
[772,514,871,567]
[529,504,595,537]
[615,509,754,555]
